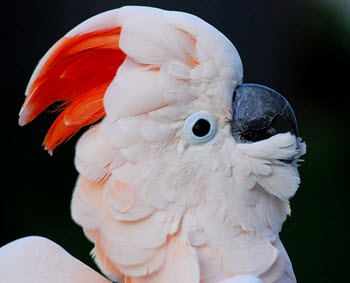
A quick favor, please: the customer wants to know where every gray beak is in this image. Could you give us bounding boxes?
[231,83,298,142]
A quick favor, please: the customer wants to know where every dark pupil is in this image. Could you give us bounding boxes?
[192,119,211,137]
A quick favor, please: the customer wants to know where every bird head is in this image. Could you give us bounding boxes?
[19,6,305,280]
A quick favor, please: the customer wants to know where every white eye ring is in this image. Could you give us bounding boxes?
[184,111,218,145]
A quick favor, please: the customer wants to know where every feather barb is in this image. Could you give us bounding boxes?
[19,27,126,153]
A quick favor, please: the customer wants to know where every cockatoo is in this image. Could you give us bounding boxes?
[7,6,306,283]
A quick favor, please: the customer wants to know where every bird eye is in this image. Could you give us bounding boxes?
[184,111,217,145]
[192,119,211,137]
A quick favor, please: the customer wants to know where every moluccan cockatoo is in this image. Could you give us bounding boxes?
[14,6,305,283]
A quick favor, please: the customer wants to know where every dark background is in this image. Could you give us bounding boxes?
[1,0,349,282]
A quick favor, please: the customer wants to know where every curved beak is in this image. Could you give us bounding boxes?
[231,83,298,141]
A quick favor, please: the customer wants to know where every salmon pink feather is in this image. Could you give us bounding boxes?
[20,27,126,152]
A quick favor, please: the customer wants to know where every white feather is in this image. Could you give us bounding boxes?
[0,237,110,283]
[21,5,306,283]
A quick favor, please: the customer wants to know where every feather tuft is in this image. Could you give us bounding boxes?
[19,27,126,153]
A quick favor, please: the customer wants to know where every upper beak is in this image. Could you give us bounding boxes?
[231,83,298,142]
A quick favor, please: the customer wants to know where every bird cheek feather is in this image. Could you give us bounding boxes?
[236,133,306,200]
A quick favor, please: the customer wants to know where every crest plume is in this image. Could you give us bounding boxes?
[19,27,126,153]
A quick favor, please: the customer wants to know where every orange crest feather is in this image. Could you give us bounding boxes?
[20,27,126,153]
